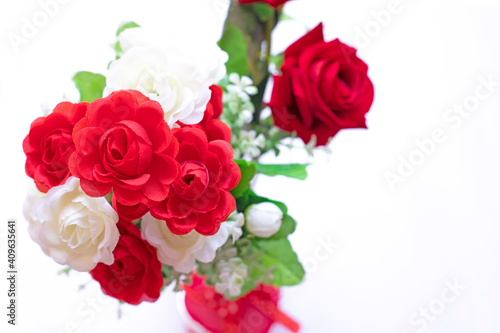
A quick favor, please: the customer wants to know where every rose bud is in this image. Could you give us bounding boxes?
[244,202,283,238]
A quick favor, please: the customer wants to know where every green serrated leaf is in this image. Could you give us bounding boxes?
[253,3,275,22]
[72,71,106,103]
[231,160,257,198]
[252,238,305,287]
[116,21,140,36]
[218,23,249,77]
[255,163,309,180]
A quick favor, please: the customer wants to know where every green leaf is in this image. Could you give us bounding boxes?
[218,23,249,77]
[236,190,287,215]
[113,21,140,59]
[72,71,106,103]
[253,3,275,22]
[116,21,140,36]
[252,238,305,287]
[231,160,257,198]
[268,214,296,240]
[57,266,72,276]
[279,13,294,22]
[269,53,284,70]
[255,163,309,180]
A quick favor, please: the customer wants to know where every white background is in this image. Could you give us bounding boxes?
[1,0,500,332]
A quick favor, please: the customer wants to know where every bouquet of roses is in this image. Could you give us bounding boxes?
[22,0,374,331]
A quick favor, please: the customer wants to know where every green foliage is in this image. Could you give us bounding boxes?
[279,13,294,22]
[114,21,140,59]
[251,237,305,286]
[218,23,249,77]
[268,214,296,240]
[57,266,72,276]
[231,160,257,198]
[237,191,296,240]
[72,71,106,102]
[116,21,140,36]
[269,53,284,70]
[253,3,275,22]
[256,163,309,180]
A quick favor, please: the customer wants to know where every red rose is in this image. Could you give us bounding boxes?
[180,85,231,143]
[238,0,290,9]
[69,90,179,206]
[151,128,240,236]
[269,23,374,146]
[23,101,88,192]
[90,220,163,305]
[112,196,149,222]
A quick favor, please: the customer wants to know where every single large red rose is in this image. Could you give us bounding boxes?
[69,90,179,207]
[90,220,163,305]
[268,23,374,146]
[151,128,240,236]
[23,101,88,193]
[238,0,290,9]
[180,85,231,143]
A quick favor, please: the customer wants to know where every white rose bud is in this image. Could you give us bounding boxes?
[245,202,283,238]
[23,177,120,272]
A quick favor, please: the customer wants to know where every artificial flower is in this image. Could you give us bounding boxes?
[118,27,228,85]
[22,177,119,272]
[151,127,240,236]
[105,46,211,126]
[268,23,374,146]
[215,258,248,298]
[90,220,163,305]
[23,101,88,192]
[245,202,283,238]
[180,85,232,143]
[69,90,180,207]
[141,212,232,273]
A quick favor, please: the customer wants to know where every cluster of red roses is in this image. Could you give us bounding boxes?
[23,86,241,304]
[22,0,375,306]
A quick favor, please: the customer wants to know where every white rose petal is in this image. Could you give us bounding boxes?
[141,213,231,274]
[245,202,283,238]
[105,46,211,126]
[119,27,228,85]
[23,177,120,272]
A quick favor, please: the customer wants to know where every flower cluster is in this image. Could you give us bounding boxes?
[22,1,374,323]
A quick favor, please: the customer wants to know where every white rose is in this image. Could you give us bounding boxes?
[23,182,46,244]
[23,177,120,272]
[105,46,211,126]
[141,213,231,273]
[244,202,283,238]
[118,27,228,85]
